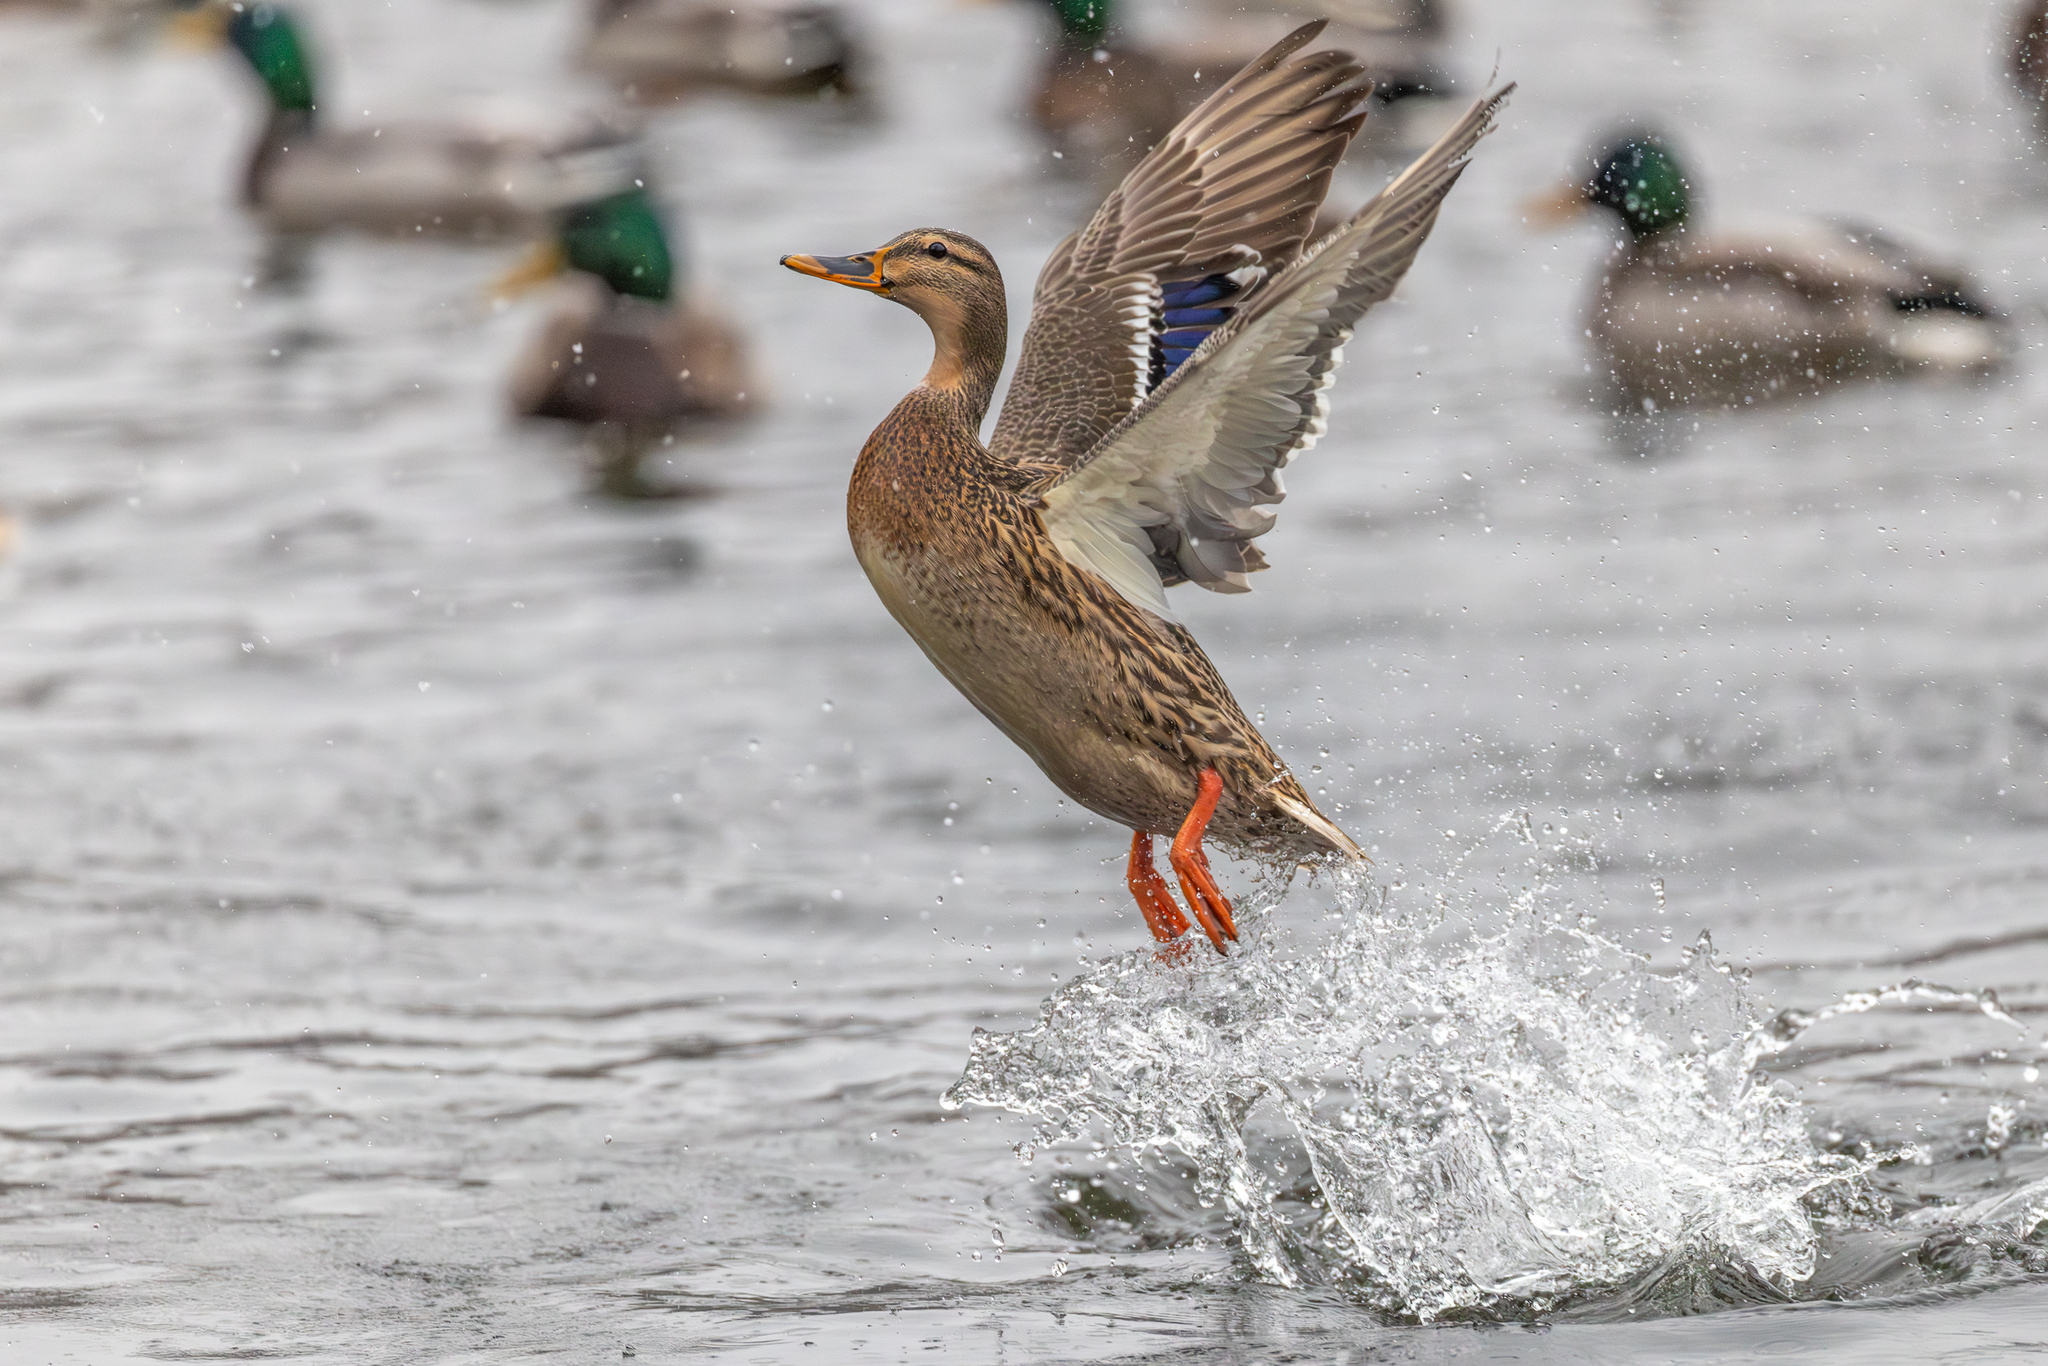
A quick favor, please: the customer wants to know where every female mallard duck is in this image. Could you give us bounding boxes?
[784,25,1508,953]
[579,0,862,103]
[184,1,639,237]
[501,185,757,429]
[1533,132,2007,409]
[1032,0,1454,180]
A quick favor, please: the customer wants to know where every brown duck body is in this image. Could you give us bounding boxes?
[1583,219,2004,409]
[849,385,1335,859]
[247,110,566,239]
[580,0,860,103]
[509,276,757,427]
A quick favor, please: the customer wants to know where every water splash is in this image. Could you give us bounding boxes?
[1753,978,2022,1065]
[946,817,1877,1319]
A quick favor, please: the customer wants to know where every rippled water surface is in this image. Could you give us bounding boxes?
[2,0,2047,1360]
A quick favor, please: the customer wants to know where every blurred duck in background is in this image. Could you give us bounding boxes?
[578,0,863,103]
[1531,132,2007,409]
[1200,0,1456,114]
[179,1,641,238]
[1031,0,1454,181]
[2012,0,2048,135]
[498,184,757,435]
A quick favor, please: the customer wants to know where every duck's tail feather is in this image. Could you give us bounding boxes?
[1273,790,1369,862]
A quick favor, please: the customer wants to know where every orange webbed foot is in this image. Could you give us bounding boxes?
[1127,830,1191,954]
[1169,769,1238,955]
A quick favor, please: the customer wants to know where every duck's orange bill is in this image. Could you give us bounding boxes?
[780,248,890,293]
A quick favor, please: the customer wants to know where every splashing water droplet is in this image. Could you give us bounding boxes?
[945,817,1871,1319]
[1985,1103,2017,1154]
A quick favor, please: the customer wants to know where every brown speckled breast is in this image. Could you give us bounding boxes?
[847,387,1337,859]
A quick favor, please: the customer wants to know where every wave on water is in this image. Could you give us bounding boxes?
[944,814,2047,1320]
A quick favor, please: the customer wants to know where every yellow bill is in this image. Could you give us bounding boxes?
[491,240,568,302]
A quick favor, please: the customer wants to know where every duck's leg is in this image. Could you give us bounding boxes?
[1169,769,1239,954]
[1126,831,1190,943]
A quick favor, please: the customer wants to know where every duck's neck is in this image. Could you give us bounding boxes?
[912,292,1007,433]
[245,107,314,205]
[229,5,318,119]
[1626,223,1689,259]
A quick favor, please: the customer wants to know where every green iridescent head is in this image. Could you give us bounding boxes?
[1045,0,1109,43]
[561,187,675,302]
[1586,134,1691,240]
[225,3,317,115]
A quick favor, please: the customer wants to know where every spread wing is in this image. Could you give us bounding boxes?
[1035,86,1513,619]
[988,22,1373,472]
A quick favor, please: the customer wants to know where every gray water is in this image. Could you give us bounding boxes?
[1,0,2046,1359]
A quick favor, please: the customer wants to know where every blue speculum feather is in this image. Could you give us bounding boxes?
[1163,277,1235,307]
[1150,273,1245,389]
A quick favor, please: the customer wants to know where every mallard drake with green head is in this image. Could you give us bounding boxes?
[784,25,1509,953]
[500,185,757,429]
[1532,132,2007,409]
[580,0,862,103]
[183,1,639,238]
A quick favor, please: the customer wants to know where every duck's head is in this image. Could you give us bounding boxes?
[176,2,317,115]
[1529,132,1691,242]
[781,228,1002,327]
[781,229,1007,408]
[496,185,676,304]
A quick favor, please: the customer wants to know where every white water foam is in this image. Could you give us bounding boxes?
[947,815,1880,1319]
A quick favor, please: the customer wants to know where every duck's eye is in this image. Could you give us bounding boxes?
[924,241,949,260]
